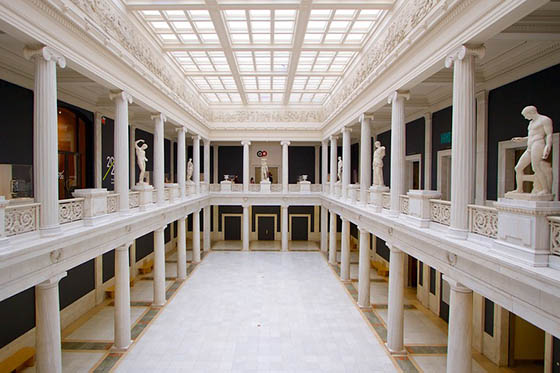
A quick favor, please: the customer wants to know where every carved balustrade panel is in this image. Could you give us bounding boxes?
[107,194,119,214]
[548,217,560,255]
[5,203,40,236]
[129,191,140,209]
[382,193,391,210]
[430,199,451,226]
[59,198,84,224]
[468,205,498,238]
[400,195,409,215]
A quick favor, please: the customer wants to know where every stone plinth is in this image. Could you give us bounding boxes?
[407,190,442,228]
[348,184,359,202]
[186,180,195,195]
[335,182,342,198]
[299,180,311,193]
[133,184,153,211]
[164,183,179,202]
[369,185,389,212]
[492,198,560,266]
[220,180,232,192]
[260,180,271,193]
[72,188,108,225]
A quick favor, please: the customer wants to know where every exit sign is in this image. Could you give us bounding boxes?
[440,131,451,145]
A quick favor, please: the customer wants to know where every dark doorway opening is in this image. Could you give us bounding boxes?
[291,216,309,241]
[258,216,275,240]
[408,256,417,288]
[224,216,241,240]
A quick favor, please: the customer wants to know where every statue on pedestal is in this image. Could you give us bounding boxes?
[337,156,342,182]
[373,141,386,186]
[186,158,194,182]
[508,105,553,198]
[135,140,148,185]
[261,158,269,182]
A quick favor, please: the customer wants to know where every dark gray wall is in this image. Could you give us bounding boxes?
[288,146,315,183]
[218,146,243,182]
[431,107,452,190]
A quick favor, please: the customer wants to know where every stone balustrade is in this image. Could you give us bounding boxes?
[382,192,391,210]
[400,195,409,215]
[468,204,498,238]
[548,216,560,256]
[430,199,451,226]
[58,198,84,224]
[4,202,40,236]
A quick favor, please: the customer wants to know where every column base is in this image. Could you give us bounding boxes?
[385,343,407,356]
[112,341,132,351]
[40,224,61,237]
[448,227,468,240]
[357,303,372,311]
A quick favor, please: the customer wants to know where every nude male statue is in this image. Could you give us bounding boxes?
[372,141,386,186]
[511,105,553,195]
[261,158,269,182]
[135,139,148,184]
[337,156,342,182]
[187,158,194,182]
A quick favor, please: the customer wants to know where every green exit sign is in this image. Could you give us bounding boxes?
[440,131,451,145]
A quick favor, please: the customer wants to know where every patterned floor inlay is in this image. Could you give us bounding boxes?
[62,341,113,350]
[130,308,159,340]
[373,304,416,310]
[394,355,419,372]
[93,352,123,372]
[406,345,448,354]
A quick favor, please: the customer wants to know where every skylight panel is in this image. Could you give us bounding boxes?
[329,64,345,72]
[228,21,248,32]
[304,34,322,43]
[307,21,328,32]
[251,21,270,32]
[313,93,327,103]
[205,93,219,103]
[273,77,285,89]
[164,10,186,20]
[198,64,215,72]
[231,34,250,44]
[260,93,271,102]
[247,93,259,102]
[224,10,246,20]
[238,64,254,72]
[324,33,344,43]
[160,34,178,42]
[188,10,210,20]
[252,34,270,44]
[272,93,283,102]
[257,77,271,89]
[274,34,292,44]
[192,78,210,90]
[352,21,373,32]
[313,64,329,72]
[180,34,199,43]
[217,93,230,102]
[329,21,350,32]
[334,9,356,19]
[172,22,192,31]
[221,77,237,90]
[275,10,297,20]
[249,10,271,20]
[319,78,337,89]
[142,10,161,18]
[358,9,381,19]
[151,22,170,31]
[194,21,215,33]
[310,10,331,20]
[301,93,313,102]
[346,33,365,43]
[200,34,219,43]
[289,93,301,102]
[275,21,294,33]
[242,77,257,89]
[230,93,242,103]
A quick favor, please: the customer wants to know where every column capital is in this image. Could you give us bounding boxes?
[329,135,338,141]
[341,127,352,134]
[155,226,165,234]
[388,244,402,254]
[475,89,488,102]
[176,126,187,134]
[23,46,66,67]
[442,275,472,293]
[322,139,329,146]
[116,242,133,252]
[129,123,137,130]
[192,134,201,141]
[241,140,251,146]
[109,90,133,104]
[424,112,432,122]
[445,44,485,68]
[203,138,211,146]
[281,140,291,146]
[357,226,369,234]
[360,113,374,123]
[150,112,167,123]
[37,272,67,289]
[387,90,410,104]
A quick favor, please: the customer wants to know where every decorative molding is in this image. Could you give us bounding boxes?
[209,109,325,123]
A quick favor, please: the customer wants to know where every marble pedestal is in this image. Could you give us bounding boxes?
[220,180,232,192]
[335,182,342,198]
[299,180,311,193]
[133,184,153,211]
[260,180,271,193]
[370,185,389,212]
[492,197,560,266]
[164,183,179,202]
[407,190,441,228]
[186,180,195,195]
[72,188,108,226]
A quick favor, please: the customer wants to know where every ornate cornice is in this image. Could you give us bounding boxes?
[209,109,325,123]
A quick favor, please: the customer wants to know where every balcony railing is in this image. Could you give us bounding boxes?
[468,204,498,238]
[248,184,259,192]
[382,192,391,210]
[548,216,560,256]
[209,184,220,192]
[59,198,84,224]
[311,184,322,193]
[129,191,140,209]
[430,199,451,226]
[271,184,282,192]
[107,193,119,214]
[5,202,40,236]
[400,195,409,215]
[232,184,242,192]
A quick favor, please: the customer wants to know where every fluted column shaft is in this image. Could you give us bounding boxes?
[129,124,136,187]
[177,217,187,279]
[358,227,371,308]
[193,210,201,262]
[360,115,372,204]
[281,141,290,192]
[94,112,102,189]
[203,206,211,251]
[388,91,409,216]
[193,135,201,194]
[242,141,250,192]
[35,272,66,373]
[342,128,351,199]
[152,113,166,204]
[204,139,211,185]
[446,45,485,238]
[340,218,350,281]
[25,47,66,235]
[424,113,432,190]
[321,139,328,190]
[281,205,288,251]
[177,128,186,198]
[114,243,131,350]
[444,275,473,373]
[328,210,337,264]
[330,136,337,194]
[153,227,166,306]
[320,206,328,252]
[242,205,249,250]
[387,246,405,354]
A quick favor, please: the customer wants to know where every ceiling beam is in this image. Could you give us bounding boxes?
[185,71,342,77]
[199,89,332,94]
[125,0,394,10]
[163,44,361,52]
[204,0,248,105]
[283,0,312,105]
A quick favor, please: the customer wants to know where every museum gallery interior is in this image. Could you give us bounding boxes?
[1,0,560,372]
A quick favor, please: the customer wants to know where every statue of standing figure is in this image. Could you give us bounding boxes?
[372,141,386,186]
[509,106,553,196]
[337,156,342,182]
[135,139,148,184]
[261,158,269,182]
[186,158,194,182]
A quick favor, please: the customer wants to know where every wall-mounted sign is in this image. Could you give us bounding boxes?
[440,131,451,145]
[256,150,268,157]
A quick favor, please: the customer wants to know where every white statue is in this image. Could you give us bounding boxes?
[186,158,194,182]
[373,141,386,186]
[261,158,269,182]
[337,156,342,182]
[510,105,553,196]
[135,139,148,184]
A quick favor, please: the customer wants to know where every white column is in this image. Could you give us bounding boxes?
[314,145,320,184]
[388,90,410,216]
[342,128,351,199]
[387,245,405,354]
[24,46,66,236]
[320,206,328,252]
[177,217,187,280]
[153,227,166,306]
[328,210,337,264]
[203,206,211,251]
[360,114,373,204]
[94,112,102,188]
[193,135,200,194]
[177,128,186,198]
[242,141,251,192]
[35,272,66,373]
[445,45,485,238]
[204,139,211,186]
[193,209,201,262]
[129,124,136,188]
[330,136,338,194]
[281,141,290,192]
[424,113,432,190]
[281,205,288,251]
[321,139,328,190]
[475,90,488,205]
[170,140,175,183]
[114,243,132,350]
[357,227,371,308]
[444,275,473,373]
[340,218,350,281]
[95,256,103,305]
[213,144,219,183]
[111,91,133,214]
[152,113,166,204]
[242,205,249,250]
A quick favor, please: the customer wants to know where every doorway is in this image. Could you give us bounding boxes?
[406,154,422,190]
[437,149,452,200]
[291,216,309,241]
[224,216,241,240]
[407,256,417,288]
[257,216,275,240]
[553,336,560,373]
[439,273,450,323]
[57,107,88,199]
[508,314,545,369]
